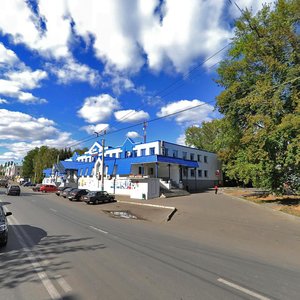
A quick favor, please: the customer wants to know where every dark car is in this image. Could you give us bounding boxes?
[23,182,35,187]
[61,187,77,198]
[56,186,71,196]
[0,206,12,246]
[32,184,43,192]
[6,185,21,196]
[83,191,115,205]
[68,189,89,201]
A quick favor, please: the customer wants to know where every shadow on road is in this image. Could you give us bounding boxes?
[0,224,106,289]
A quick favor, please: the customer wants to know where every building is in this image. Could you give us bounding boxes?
[3,161,22,179]
[43,138,222,199]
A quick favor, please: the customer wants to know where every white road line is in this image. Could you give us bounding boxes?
[54,275,72,293]
[89,225,108,234]
[8,214,61,300]
[50,208,57,212]
[217,278,271,300]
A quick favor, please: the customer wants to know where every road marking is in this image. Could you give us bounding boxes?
[89,225,108,234]
[50,208,57,212]
[8,214,61,300]
[54,275,72,293]
[217,278,271,300]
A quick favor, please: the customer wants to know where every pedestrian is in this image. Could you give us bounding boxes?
[214,185,218,194]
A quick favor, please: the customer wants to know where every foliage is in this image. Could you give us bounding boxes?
[22,148,39,179]
[73,147,88,155]
[215,0,300,192]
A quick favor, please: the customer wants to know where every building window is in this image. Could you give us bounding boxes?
[165,148,169,156]
[204,156,208,163]
[138,166,144,175]
[183,167,187,177]
[204,170,208,177]
[112,153,116,158]
[173,150,178,158]
[80,168,83,176]
[141,149,146,156]
[150,147,155,155]
[133,150,137,157]
[118,153,121,158]
[197,154,201,162]
[182,152,187,159]
[198,170,202,177]
[190,153,194,161]
[190,169,195,177]
[150,168,154,175]
[85,168,89,176]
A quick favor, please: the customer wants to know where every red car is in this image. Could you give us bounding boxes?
[40,185,58,193]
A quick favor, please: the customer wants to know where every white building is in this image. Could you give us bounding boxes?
[44,138,222,199]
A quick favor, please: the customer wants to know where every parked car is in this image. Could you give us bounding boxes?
[61,187,77,198]
[23,182,35,187]
[56,186,71,196]
[40,185,58,193]
[6,185,21,196]
[0,179,8,188]
[83,191,115,205]
[32,184,43,192]
[68,189,89,201]
[0,206,12,247]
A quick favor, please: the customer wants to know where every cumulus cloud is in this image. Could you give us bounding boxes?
[0,0,272,74]
[114,109,149,123]
[77,94,120,123]
[81,123,110,135]
[46,58,100,86]
[126,131,140,139]
[176,133,187,146]
[0,43,48,104]
[157,99,215,125]
[0,109,77,161]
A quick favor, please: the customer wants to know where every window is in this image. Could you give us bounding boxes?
[133,150,137,157]
[183,167,187,177]
[182,152,187,159]
[190,169,195,177]
[190,153,194,161]
[138,166,144,175]
[198,170,202,177]
[85,168,89,176]
[165,148,169,156]
[172,150,178,158]
[204,156,208,163]
[141,149,146,156]
[204,170,208,177]
[150,168,154,175]
[197,154,201,162]
[79,168,83,176]
[150,147,155,155]
[112,153,116,158]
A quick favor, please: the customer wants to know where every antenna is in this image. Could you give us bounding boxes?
[143,121,148,143]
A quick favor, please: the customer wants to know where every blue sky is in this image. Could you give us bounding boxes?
[0,0,271,163]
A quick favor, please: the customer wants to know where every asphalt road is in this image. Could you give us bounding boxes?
[1,188,300,300]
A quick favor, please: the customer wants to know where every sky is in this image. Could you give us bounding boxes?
[0,0,272,164]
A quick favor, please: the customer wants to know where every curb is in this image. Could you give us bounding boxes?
[221,192,300,222]
[116,200,177,222]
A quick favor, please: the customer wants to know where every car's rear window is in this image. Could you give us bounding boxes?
[10,186,20,190]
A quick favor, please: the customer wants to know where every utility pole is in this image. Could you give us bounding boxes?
[101,137,105,191]
[143,121,147,143]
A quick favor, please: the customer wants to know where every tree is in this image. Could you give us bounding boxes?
[22,148,39,179]
[215,0,300,192]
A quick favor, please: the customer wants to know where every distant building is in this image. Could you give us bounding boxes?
[3,161,22,179]
[43,138,222,199]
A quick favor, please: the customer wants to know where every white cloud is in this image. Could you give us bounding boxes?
[81,123,110,135]
[0,42,19,65]
[0,0,273,74]
[0,109,77,161]
[0,98,8,104]
[176,133,187,146]
[6,69,47,89]
[114,109,149,123]
[46,58,100,85]
[77,94,120,123]
[157,99,215,125]
[126,131,140,139]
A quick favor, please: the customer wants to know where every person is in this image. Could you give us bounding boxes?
[214,185,218,194]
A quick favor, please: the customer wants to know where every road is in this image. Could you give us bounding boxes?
[1,188,300,300]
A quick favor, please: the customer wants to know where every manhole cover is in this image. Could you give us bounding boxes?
[104,210,139,220]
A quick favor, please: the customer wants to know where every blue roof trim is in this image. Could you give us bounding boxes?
[157,155,199,167]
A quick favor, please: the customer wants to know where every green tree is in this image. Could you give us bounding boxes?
[22,148,39,179]
[215,0,300,192]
